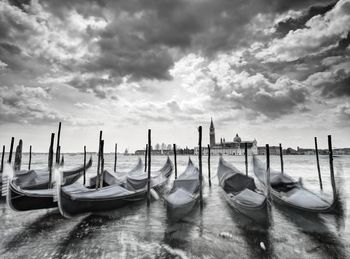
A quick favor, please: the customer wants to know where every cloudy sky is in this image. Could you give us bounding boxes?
[0,0,350,152]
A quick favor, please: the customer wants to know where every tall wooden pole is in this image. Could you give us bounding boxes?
[114,143,117,172]
[328,135,337,199]
[83,146,86,186]
[173,144,177,179]
[96,130,102,189]
[14,139,23,171]
[314,137,323,190]
[56,122,61,164]
[28,145,32,170]
[0,145,5,172]
[48,133,55,187]
[99,140,104,188]
[198,126,203,208]
[266,144,271,198]
[8,137,14,163]
[279,143,284,174]
[147,129,151,207]
[244,142,248,176]
[208,144,211,187]
[144,144,148,172]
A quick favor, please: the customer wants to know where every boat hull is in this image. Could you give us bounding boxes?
[8,183,57,211]
[222,191,269,226]
[166,197,198,221]
[270,189,338,214]
[59,188,147,217]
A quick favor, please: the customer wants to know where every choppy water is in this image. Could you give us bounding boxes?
[0,154,349,259]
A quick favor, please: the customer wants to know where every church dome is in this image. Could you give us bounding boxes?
[234,133,241,143]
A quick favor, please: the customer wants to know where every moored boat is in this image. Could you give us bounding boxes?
[217,157,269,225]
[165,158,200,220]
[3,158,92,211]
[253,156,339,214]
[57,157,173,218]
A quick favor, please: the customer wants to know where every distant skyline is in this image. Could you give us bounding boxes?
[1,0,350,152]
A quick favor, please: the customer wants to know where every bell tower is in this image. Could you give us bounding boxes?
[210,118,215,147]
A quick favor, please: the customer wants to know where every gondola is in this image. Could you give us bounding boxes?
[3,158,92,211]
[217,157,269,225]
[57,157,173,218]
[89,158,143,187]
[2,158,88,192]
[253,156,339,214]
[165,158,200,220]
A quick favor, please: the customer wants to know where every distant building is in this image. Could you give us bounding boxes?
[194,118,258,155]
[297,147,315,155]
[134,147,194,156]
[286,147,298,155]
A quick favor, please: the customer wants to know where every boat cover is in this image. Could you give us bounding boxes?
[218,157,256,193]
[14,169,50,189]
[253,156,295,187]
[126,157,172,190]
[166,159,199,206]
[90,158,143,186]
[166,188,194,206]
[62,182,132,201]
[233,188,266,206]
[12,157,93,189]
[61,157,173,200]
[283,188,331,209]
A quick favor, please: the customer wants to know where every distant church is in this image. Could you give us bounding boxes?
[195,118,258,155]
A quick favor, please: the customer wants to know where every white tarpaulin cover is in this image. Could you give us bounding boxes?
[218,158,256,193]
[126,157,172,190]
[233,188,266,207]
[165,159,199,207]
[62,182,132,200]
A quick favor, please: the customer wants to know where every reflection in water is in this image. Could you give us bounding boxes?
[3,210,63,252]
[276,203,347,259]
[53,214,112,259]
[224,201,274,259]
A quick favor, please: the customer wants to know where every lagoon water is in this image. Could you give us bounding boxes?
[0,154,349,259]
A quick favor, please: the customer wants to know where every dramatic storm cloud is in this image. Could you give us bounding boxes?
[0,0,349,151]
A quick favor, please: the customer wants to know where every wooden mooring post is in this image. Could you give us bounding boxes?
[114,143,117,172]
[144,144,148,172]
[314,137,323,190]
[198,126,203,208]
[28,145,32,170]
[173,144,177,179]
[266,144,271,197]
[48,133,55,187]
[328,135,337,199]
[147,129,151,207]
[208,144,211,187]
[96,130,102,189]
[0,145,5,172]
[56,122,62,164]
[244,142,248,176]
[99,140,105,188]
[279,143,284,174]
[83,145,87,186]
[8,137,14,163]
[14,139,23,171]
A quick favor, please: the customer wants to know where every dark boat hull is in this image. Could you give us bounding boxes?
[8,183,57,211]
[5,159,92,211]
[59,189,147,217]
[59,184,168,217]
